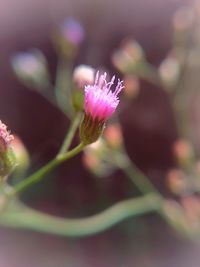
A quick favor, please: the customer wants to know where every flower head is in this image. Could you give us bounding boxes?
[80,72,124,144]
[84,72,123,121]
[0,121,16,179]
[0,121,14,152]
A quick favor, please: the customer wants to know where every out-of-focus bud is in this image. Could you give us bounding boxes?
[61,18,84,46]
[163,199,192,236]
[73,65,95,89]
[104,123,123,149]
[0,121,16,181]
[159,56,180,88]
[173,6,194,46]
[173,6,194,33]
[166,168,188,195]
[12,50,49,89]
[112,39,145,74]
[82,144,102,176]
[53,18,85,58]
[83,149,99,172]
[173,139,194,168]
[72,65,95,111]
[11,135,30,179]
[82,139,116,177]
[123,75,140,98]
[181,196,200,230]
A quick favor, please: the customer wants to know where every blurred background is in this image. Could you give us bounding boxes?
[1,0,200,266]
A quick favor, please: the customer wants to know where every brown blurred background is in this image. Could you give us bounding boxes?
[1,0,200,266]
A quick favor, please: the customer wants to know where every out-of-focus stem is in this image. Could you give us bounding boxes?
[0,194,161,237]
[140,62,162,87]
[172,92,193,142]
[114,152,161,196]
[55,58,73,117]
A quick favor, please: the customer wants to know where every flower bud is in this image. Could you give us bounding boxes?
[173,6,194,47]
[83,149,99,173]
[72,65,95,111]
[53,18,85,59]
[11,135,30,179]
[163,200,191,235]
[0,121,16,181]
[104,123,123,149]
[173,6,194,33]
[181,196,200,230]
[123,75,140,98]
[61,18,85,46]
[166,168,188,195]
[173,139,194,168]
[82,140,103,175]
[159,56,180,88]
[112,39,144,74]
[82,139,117,177]
[12,50,49,89]
[73,65,95,89]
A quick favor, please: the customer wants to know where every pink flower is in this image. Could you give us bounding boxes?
[0,120,14,152]
[80,72,123,144]
[0,121,16,178]
[84,72,124,121]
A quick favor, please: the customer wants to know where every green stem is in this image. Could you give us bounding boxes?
[141,62,162,87]
[55,58,73,117]
[113,151,161,196]
[58,112,82,154]
[12,143,85,195]
[0,194,161,237]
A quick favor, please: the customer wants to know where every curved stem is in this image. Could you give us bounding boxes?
[0,194,161,237]
[12,143,85,195]
[58,112,82,154]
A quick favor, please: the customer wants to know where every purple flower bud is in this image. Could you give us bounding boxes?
[61,18,85,46]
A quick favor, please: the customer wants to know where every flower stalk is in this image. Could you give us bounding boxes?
[58,111,83,154]
[12,142,85,195]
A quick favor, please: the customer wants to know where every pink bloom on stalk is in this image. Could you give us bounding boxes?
[0,120,14,152]
[84,72,124,121]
